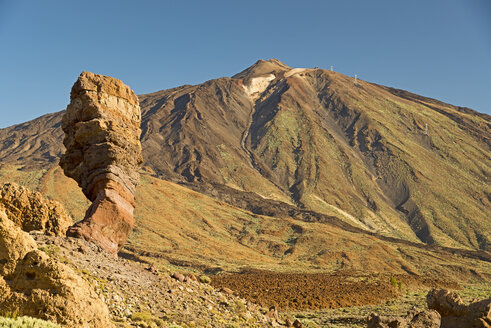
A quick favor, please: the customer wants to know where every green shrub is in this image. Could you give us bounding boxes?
[130,311,164,327]
[390,275,397,287]
[234,300,247,313]
[131,311,154,322]
[38,245,60,257]
[199,275,211,284]
[0,316,61,328]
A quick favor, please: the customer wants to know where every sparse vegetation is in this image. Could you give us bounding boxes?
[130,311,164,327]
[390,275,397,287]
[38,245,60,257]
[0,316,61,328]
[199,275,211,284]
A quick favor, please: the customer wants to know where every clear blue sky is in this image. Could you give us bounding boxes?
[0,0,490,128]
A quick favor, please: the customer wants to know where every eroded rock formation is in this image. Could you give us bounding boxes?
[427,289,491,328]
[0,209,113,327]
[0,182,71,236]
[367,309,441,328]
[59,71,142,254]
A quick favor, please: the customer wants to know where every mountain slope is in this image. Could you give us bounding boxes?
[0,59,489,251]
[1,164,489,283]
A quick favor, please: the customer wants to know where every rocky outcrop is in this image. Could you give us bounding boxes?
[0,209,113,327]
[367,309,441,328]
[0,210,37,277]
[59,71,142,254]
[366,289,491,328]
[427,289,491,328]
[0,182,71,236]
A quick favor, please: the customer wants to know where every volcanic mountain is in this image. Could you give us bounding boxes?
[0,59,489,260]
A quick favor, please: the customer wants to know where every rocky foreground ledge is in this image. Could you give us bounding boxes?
[0,182,274,327]
[29,232,281,327]
[0,208,112,327]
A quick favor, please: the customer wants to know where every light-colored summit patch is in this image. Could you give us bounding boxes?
[242,74,275,98]
[284,67,317,78]
[285,68,307,77]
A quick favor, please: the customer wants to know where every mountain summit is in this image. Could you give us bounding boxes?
[232,58,291,79]
[0,60,489,252]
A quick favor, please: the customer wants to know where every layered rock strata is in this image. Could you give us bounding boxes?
[0,209,112,327]
[59,72,142,254]
[0,182,71,236]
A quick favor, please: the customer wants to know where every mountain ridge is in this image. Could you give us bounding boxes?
[0,59,489,252]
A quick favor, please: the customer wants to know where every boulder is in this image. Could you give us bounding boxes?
[146,263,158,274]
[367,309,441,328]
[427,288,491,328]
[0,210,37,276]
[0,209,113,327]
[292,319,303,328]
[185,274,198,282]
[59,71,143,254]
[0,182,71,236]
[265,305,280,324]
[171,272,185,282]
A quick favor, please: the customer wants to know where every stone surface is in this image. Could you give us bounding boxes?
[367,309,441,328]
[59,71,142,254]
[292,319,303,328]
[29,234,271,327]
[427,288,491,328]
[185,274,198,282]
[220,287,233,295]
[171,272,185,282]
[146,263,158,273]
[0,209,113,327]
[0,182,71,236]
[265,305,280,325]
[0,210,37,276]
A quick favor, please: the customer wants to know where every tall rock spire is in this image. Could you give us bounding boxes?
[59,71,142,255]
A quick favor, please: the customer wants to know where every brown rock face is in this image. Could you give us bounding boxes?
[367,310,441,328]
[59,71,142,254]
[0,210,113,327]
[0,182,71,236]
[427,289,491,328]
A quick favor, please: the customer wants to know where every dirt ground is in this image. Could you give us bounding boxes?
[31,234,272,327]
[30,233,485,328]
[210,269,459,311]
